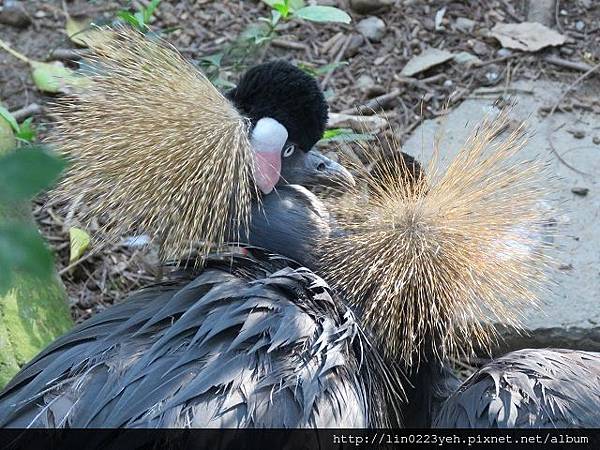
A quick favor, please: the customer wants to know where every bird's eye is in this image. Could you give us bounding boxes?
[282,144,296,158]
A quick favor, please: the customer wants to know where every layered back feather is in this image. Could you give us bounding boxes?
[320,110,553,368]
[50,27,254,261]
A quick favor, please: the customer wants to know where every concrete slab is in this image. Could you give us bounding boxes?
[401,80,600,350]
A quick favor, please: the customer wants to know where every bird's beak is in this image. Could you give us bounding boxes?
[303,149,355,190]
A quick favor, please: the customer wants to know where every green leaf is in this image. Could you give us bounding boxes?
[273,2,289,18]
[144,0,162,23]
[117,11,142,29]
[212,77,236,90]
[297,63,317,77]
[314,61,348,75]
[0,147,65,202]
[200,52,224,68]
[299,61,348,77]
[322,128,350,139]
[242,21,272,42]
[0,223,53,294]
[0,274,72,387]
[0,106,19,133]
[320,128,373,143]
[268,9,282,27]
[134,11,146,27]
[263,0,304,11]
[15,117,36,143]
[30,60,86,94]
[288,0,305,11]
[69,227,91,263]
[293,6,351,23]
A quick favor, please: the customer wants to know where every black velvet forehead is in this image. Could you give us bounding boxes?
[226,60,328,152]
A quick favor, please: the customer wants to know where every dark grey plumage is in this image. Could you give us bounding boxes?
[244,185,330,268]
[433,349,600,428]
[0,250,400,428]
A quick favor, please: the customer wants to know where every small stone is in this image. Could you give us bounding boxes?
[33,10,46,18]
[373,55,387,65]
[161,12,179,27]
[0,1,31,28]
[455,17,475,33]
[593,136,600,145]
[575,20,585,31]
[349,0,393,14]
[569,129,586,139]
[496,48,512,58]
[571,187,589,197]
[345,34,364,57]
[470,39,488,56]
[474,64,504,86]
[357,16,386,42]
[357,74,375,90]
[560,46,575,56]
[443,79,453,87]
[178,33,192,47]
[365,85,386,98]
[422,17,436,32]
[453,51,481,67]
[356,74,386,97]
[485,70,501,85]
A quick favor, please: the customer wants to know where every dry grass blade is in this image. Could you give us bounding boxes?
[320,110,554,368]
[49,26,255,263]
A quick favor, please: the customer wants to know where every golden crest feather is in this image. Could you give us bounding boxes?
[320,110,553,367]
[50,27,255,262]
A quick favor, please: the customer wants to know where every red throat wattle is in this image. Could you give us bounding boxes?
[253,149,282,194]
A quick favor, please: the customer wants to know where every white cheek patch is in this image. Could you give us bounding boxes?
[251,117,288,151]
[251,118,288,194]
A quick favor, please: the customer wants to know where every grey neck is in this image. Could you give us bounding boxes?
[233,185,330,268]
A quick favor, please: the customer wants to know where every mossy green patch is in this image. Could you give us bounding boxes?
[0,275,72,388]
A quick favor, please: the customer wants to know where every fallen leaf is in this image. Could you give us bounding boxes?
[69,227,91,263]
[294,6,351,23]
[328,113,388,133]
[434,7,446,31]
[400,48,454,77]
[490,22,566,52]
[0,116,16,154]
[0,38,88,93]
[31,61,88,94]
[65,16,106,47]
[66,16,92,46]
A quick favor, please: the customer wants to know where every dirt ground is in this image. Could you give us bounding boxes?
[1,0,599,323]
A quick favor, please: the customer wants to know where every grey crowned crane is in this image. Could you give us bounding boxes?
[0,186,400,428]
[434,348,600,428]
[0,29,400,428]
[319,112,600,428]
